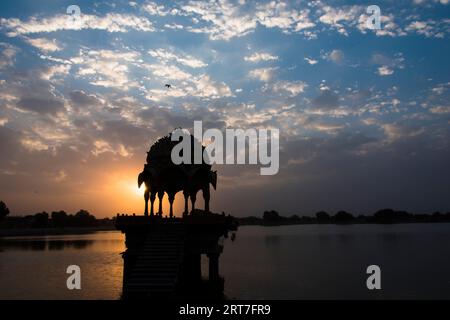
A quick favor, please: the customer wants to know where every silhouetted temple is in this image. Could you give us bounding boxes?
[116,211,237,299]
[116,131,237,299]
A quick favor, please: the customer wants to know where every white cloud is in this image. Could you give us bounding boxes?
[248,67,277,82]
[71,49,140,90]
[146,73,233,101]
[24,37,62,53]
[265,80,307,97]
[182,0,257,40]
[358,13,406,37]
[304,57,318,65]
[181,0,315,40]
[429,106,450,114]
[21,137,49,152]
[255,2,315,33]
[40,64,71,81]
[405,20,445,38]
[378,66,394,76]
[146,63,192,80]
[164,23,184,30]
[413,0,450,5]
[372,53,404,76]
[92,140,132,158]
[143,2,170,16]
[148,48,207,68]
[1,13,154,37]
[319,5,362,36]
[244,52,278,63]
[193,74,233,99]
[327,49,344,64]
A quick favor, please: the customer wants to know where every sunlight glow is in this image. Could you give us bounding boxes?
[134,184,144,197]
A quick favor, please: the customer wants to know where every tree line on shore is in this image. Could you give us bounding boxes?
[0,201,114,229]
[239,209,450,225]
[3,200,450,228]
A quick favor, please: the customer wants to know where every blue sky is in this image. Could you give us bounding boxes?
[0,0,449,217]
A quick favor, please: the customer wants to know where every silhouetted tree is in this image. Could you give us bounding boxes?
[51,210,68,228]
[263,210,281,221]
[333,211,354,223]
[0,201,10,220]
[32,212,49,228]
[73,209,97,227]
[373,208,412,223]
[316,211,330,223]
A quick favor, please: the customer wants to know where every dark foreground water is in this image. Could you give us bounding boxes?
[1,224,450,299]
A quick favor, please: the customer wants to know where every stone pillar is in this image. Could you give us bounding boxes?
[207,253,220,281]
[184,253,202,282]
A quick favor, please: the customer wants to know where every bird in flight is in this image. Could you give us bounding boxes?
[165,84,172,89]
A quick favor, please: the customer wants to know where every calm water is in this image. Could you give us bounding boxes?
[1,224,450,299]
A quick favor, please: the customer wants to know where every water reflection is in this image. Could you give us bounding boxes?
[0,231,125,300]
[377,232,400,243]
[264,235,281,247]
[0,239,95,251]
[1,225,450,300]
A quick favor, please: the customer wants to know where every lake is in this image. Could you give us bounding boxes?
[1,224,450,299]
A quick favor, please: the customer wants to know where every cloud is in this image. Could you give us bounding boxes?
[358,12,406,37]
[181,0,315,40]
[264,80,307,97]
[40,64,71,81]
[255,2,315,34]
[327,49,344,64]
[244,52,278,63]
[71,49,140,90]
[382,123,425,142]
[319,5,363,36]
[1,13,154,37]
[69,90,103,108]
[405,20,445,38]
[413,0,450,6]
[182,0,257,40]
[194,74,233,99]
[429,106,450,114]
[304,57,318,65]
[371,53,404,76]
[0,43,18,69]
[145,63,192,81]
[146,73,233,101]
[24,37,62,53]
[377,66,394,76]
[312,90,340,110]
[16,96,65,115]
[148,48,207,68]
[143,1,171,16]
[248,67,277,82]
[92,139,132,158]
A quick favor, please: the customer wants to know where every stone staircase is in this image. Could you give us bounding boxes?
[124,223,186,298]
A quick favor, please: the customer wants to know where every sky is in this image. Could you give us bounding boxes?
[0,0,449,218]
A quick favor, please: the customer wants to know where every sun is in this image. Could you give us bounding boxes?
[134,184,144,196]
[124,180,144,197]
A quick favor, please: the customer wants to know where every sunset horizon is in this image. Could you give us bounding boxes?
[1,1,449,219]
[1,0,450,306]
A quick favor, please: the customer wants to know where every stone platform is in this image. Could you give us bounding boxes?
[115,211,238,299]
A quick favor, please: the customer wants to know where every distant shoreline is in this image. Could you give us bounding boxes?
[2,208,450,237]
[237,220,450,227]
[238,209,450,226]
